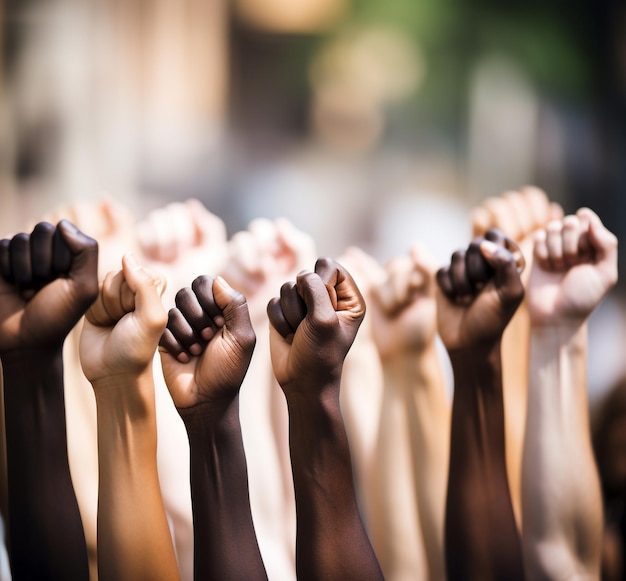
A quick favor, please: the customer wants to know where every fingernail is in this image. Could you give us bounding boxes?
[216,275,238,297]
[125,252,140,269]
[480,240,499,255]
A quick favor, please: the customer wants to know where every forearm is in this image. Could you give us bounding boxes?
[382,342,449,580]
[180,397,267,581]
[3,347,89,581]
[94,373,179,581]
[286,386,383,581]
[446,343,524,581]
[372,364,428,580]
[523,323,603,578]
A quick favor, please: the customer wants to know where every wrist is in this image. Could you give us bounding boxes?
[92,370,156,418]
[448,340,503,395]
[179,396,241,440]
[381,341,441,386]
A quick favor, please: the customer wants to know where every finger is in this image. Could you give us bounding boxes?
[279,280,307,330]
[30,222,55,287]
[213,277,256,353]
[166,308,203,356]
[0,239,11,282]
[484,196,520,240]
[175,286,215,341]
[465,239,492,291]
[533,229,550,268]
[9,233,33,290]
[436,267,454,300]
[100,269,130,323]
[479,240,524,305]
[546,220,565,271]
[561,215,581,266]
[296,271,338,330]
[56,219,99,305]
[314,257,365,316]
[578,207,619,261]
[485,229,525,271]
[192,275,225,332]
[520,186,550,229]
[187,199,227,247]
[275,217,316,269]
[121,253,167,334]
[450,250,472,300]
[471,206,493,237]
[549,202,564,221]
[159,326,190,363]
[503,190,533,238]
[149,208,176,263]
[267,296,294,339]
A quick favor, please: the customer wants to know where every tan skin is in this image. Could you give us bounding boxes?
[80,254,180,581]
[159,275,266,581]
[0,220,98,581]
[436,232,525,581]
[267,257,383,581]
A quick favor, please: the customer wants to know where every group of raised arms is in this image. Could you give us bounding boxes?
[0,186,619,581]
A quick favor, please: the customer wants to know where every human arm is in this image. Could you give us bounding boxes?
[80,254,179,581]
[369,243,449,580]
[159,275,266,581]
[523,208,616,578]
[436,233,525,580]
[471,186,563,525]
[267,257,383,580]
[0,220,98,580]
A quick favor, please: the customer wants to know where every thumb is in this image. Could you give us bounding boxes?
[121,253,167,334]
[479,240,525,307]
[56,219,99,307]
[213,276,256,354]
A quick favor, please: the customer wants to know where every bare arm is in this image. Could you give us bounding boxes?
[370,244,448,580]
[80,255,180,581]
[0,220,98,580]
[159,275,266,581]
[523,208,616,578]
[436,233,525,580]
[267,258,383,580]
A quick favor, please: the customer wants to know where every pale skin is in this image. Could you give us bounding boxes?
[159,275,266,580]
[267,257,383,581]
[220,217,315,580]
[436,233,525,580]
[523,208,617,579]
[80,254,180,581]
[471,185,563,527]
[368,243,449,581]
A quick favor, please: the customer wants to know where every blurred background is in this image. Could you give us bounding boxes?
[1,0,625,397]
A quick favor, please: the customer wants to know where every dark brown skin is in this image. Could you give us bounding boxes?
[159,275,266,581]
[0,220,98,580]
[267,257,383,581]
[436,231,525,581]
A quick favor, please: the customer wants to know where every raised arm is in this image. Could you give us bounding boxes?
[436,231,525,581]
[159,275,266,581]
[0,220,98,580]
[368,243,449,580]
[523,208,616,578]
[80,254,179,581]
[267,257,383,580]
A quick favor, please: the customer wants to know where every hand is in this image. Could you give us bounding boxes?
[159,276,256,409]
[436,231,524,351]
[136,199,228,305]
[39,198,138,281]
[80,254,167,384]
[471,186,563,286]
[221,218,316,320]
[267,257,365,393]
[527,208,618,327]
[0,220,99,352]
[370,243,439,359]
